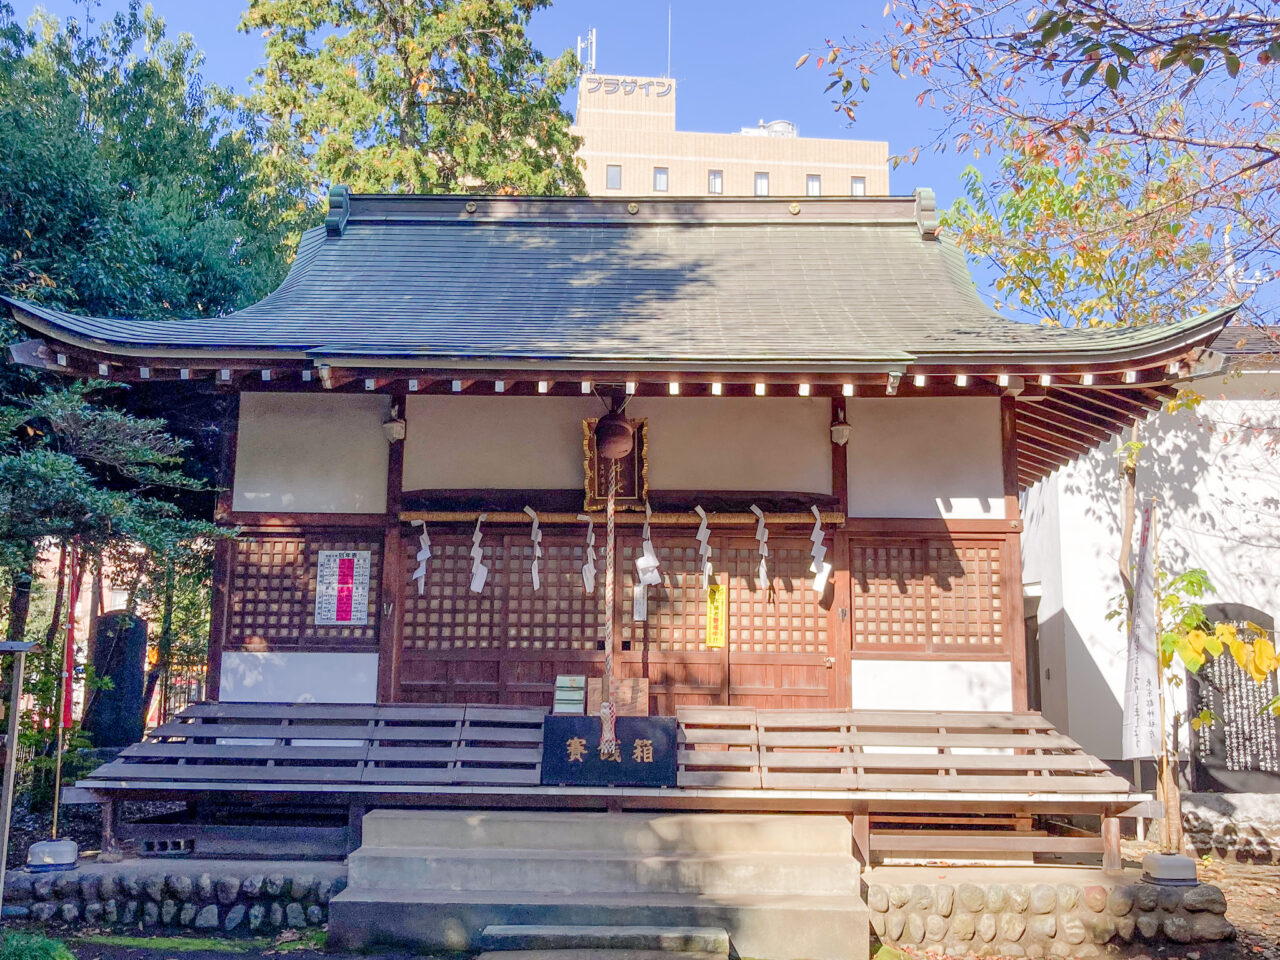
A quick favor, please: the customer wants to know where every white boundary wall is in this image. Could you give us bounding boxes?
[1023,371,1280,761]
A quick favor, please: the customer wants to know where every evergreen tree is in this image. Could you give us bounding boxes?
[240,0,584,199]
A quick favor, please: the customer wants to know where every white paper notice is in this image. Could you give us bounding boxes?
[314,550,371,625]
[632,583,648,621]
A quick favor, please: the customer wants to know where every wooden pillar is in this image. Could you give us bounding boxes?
[829,396,852,707]
[1102,816,1122,872]
[831,395,848,517]
[376,394,407,704]
[1001,395,1029,711]
[206,394,239,701]
[852,811,871,868]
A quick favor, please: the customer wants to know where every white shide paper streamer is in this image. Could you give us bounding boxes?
[411,520,432,596]
[694,505,713,589]
[523,506,543,591]
[633,502,660,621]
[749,504,770,591]
[809,505,832,595]
[577,514,597,593]
[469,514,489,593]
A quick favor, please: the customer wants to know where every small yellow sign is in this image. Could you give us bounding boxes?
[705,583,727,649]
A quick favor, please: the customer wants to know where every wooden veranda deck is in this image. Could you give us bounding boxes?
[66,703,1154,865]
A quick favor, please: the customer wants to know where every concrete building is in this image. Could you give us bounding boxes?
[572,73,889,197]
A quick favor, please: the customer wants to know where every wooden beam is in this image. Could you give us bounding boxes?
[399,510,847,526]
[1018,402,1114,447]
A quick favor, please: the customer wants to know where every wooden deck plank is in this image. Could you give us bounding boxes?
[120,743,368,763]
[857,773,1132,793]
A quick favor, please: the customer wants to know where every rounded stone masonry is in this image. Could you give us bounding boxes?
[865,877,1234,958]
[1,862,347,935]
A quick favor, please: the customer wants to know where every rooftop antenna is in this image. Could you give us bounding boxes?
[577,27,597,76]
[666,6,672,78]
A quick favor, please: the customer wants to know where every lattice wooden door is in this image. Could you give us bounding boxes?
[720,534,838,708]
[395,526,845,710]
[398,532,605,704]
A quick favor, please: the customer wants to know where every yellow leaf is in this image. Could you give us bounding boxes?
[795,53,809,69]
[1229,638,1250,670]
[1185,629,1208,657]
[1254,637,1277,674]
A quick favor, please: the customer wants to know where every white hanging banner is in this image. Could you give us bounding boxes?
[1122,501,1162,760]
[694,505,713,589]
[578,514,597,593]
[523,506,543,591]
[750,504,770,591]
[809,505,832,595]
[411,520,432,596]
[469,514,489,593]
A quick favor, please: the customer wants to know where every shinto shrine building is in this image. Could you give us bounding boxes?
[4,189,1233,716]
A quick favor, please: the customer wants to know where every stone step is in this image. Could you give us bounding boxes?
[346,846,858,896]
[328,887,869,960]
[473,951,724,960]
[359,809,852,857]
[477,924,730,954]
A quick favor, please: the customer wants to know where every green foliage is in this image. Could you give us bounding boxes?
[0,1,293,319]
[0,933,75,960]
[943,132,1211,327]
[239,0,584,202]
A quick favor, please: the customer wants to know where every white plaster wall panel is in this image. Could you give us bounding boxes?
[628,397,831,493]
[219,652,378,703]
[233,393,390,513]
[850,659,1013,712]
[1019,477,1070,734]
[403,396,598,490]
[404,395,832,493]
[845,397,1005,519]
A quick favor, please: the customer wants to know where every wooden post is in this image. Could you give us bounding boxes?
[1102,816,1122,873]
[377,394,406,703]
[1000,396,1029,711]
[206,395,240,701]
[829,396,852,708]
[99,799,122,863]
[852,812,871,868]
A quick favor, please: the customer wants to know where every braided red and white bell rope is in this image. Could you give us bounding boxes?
[599,458,620,760]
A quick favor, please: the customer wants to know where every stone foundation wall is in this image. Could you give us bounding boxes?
[2,863,347,934]
[866,880,1234,958]
[1184,793,1280,864]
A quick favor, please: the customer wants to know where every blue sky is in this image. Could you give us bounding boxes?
[18,0,989,210]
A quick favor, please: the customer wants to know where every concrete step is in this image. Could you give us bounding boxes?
[346,846,858,896]
[477,924,730,954]
[359,809,852,857]
[328,887,870,960]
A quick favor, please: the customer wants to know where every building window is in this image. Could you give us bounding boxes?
[806,175,822,197]
[653,167,669,192]
[850,176,867,196]
[708,169,723,194]
[754,172,769,196]
[606,164,622,190]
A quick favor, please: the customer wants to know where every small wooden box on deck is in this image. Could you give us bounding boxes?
[586,678,650,717]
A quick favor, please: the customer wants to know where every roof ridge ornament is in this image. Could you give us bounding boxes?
[914,187,939,241]
[325,184,351,237]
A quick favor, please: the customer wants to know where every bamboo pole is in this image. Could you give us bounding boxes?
[0,646,31,931]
